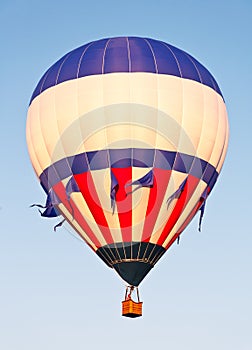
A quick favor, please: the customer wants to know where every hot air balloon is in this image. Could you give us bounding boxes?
[26,37,229,318]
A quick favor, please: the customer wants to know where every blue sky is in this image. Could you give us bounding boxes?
[0,1,251,349]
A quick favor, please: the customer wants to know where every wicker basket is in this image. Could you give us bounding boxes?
[122,299,143,318]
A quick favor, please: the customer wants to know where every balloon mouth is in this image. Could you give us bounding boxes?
[113,260,154,286]
[96,242,166,286]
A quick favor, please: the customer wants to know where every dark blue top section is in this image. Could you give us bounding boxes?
[30,37,223,104]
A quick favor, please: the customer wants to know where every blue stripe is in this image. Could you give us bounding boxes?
[30,37,223,104]
[104,37,130,73]
[130,37,157,73]
[39,148,218,193]
[78,39,107,77]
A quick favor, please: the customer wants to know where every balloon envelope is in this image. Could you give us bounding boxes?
[26,37,229,286]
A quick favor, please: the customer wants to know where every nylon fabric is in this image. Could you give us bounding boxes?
[26,37,229,286]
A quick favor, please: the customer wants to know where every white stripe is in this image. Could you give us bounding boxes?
[89,169,123,242]
[57,203,98,251]
[149,171,187,244]
[131,167,152,241]
[162,179,207,248]
[27,72,228,182]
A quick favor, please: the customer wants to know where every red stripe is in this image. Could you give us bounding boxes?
[142,169,172,242]
[111,167,132,242]
[74,172,114,244]
[165,186,210,249]
[157,175,200,246]
[165,200,203,251]
[52,182,101,249]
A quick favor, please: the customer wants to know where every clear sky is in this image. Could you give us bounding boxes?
[0,0,251,349]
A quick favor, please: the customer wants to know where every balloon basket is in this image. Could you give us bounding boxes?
[122,299,143,318]
[122,286,142,318]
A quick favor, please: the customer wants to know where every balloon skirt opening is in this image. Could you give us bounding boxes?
[113,261,153,286]
[96,243,166,285]
[122,299,143,318]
